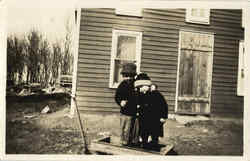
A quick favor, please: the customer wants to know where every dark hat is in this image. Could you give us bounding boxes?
[134,73,152,87]
[121,63,137,76]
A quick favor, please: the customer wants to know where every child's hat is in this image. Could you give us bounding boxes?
[134,73,152,87]
[121,63,137,75]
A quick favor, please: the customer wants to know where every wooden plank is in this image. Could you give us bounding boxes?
[141,64,177,71]
[90,142,152,155]
[79,30,112,38]
[143,36,178,44]
[77,96,116,103]
[199,53,209,97]
[78,101,118,108]
[177,102,209,114]
[77,72,110,79]
[178,97,209,103]
[113,24,144,32]
[79,40,111,47]
[143,31,179,40]
[89,136,174,155]
[213,55,238,61]
[193,52,199,97]
[79,49,111,56]
[211,90,236,96]
[142,68,177,75]
[79,35,112,42]
[212,65,238,71]
[143,18,241,37]
[211,9,241,17]
[77,77,109,83]
[80,25,112,33]
[78,63,110,69]
[78,54,110,61]
[141,66,177,72]
[143,40,178,49]
[142,59,177,66]
[144,9,185,18]
[77,68,110,75]
[79,44,111,51]
[142,50,178,58]
[78,58,110,65]
[142,45,178,53]
[212,74,237,79]
[76,91,114,98]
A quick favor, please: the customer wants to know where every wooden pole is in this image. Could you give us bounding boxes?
[72,96,90,154]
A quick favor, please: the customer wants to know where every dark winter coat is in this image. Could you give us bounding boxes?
[115,79,137,116]
[137,90,168,137]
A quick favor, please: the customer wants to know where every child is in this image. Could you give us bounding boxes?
[134,73,153,148]
[149,83,168,147]
[134,73,168,148]
[115,63,139,146]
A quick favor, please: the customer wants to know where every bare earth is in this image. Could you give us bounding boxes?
[5,94,243,155]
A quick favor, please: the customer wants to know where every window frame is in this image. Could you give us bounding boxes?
[175,30,214,114]
[186,9,210,25]
[109,29,142,88]
[115,8,143,17]
[237,40,245,96]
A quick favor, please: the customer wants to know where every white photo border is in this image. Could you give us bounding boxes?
[1,1,249,161]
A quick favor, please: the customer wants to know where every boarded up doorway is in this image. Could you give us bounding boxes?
[175,30,214,115]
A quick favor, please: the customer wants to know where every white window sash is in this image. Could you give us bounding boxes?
[186,9,210,25]
[109,30,142,88]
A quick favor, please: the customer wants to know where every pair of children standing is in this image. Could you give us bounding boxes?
[115,63,168,148]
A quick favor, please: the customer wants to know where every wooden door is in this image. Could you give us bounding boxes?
[176,31,214,114]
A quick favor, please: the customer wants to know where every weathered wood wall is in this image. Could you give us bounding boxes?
[76,8,244,116]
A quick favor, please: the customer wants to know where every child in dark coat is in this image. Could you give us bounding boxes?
[149,84,168,146]
[134,73,168,148]
[115,63,139,146]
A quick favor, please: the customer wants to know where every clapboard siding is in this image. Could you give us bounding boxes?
[76,8,243,116]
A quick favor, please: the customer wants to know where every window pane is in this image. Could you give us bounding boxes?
[113,59,135,83]
[191,9,205,17]
[199,9,205,17]
[191,9,198,17]
[116,36,136,60]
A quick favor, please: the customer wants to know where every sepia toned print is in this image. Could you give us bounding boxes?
[3,2,248,159]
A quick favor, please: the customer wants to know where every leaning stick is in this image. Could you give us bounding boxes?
[72,95,90,154]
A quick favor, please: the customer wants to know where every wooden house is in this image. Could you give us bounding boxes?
[72,8,245,117]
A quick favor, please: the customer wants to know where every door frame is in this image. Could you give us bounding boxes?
[175,29,214,114]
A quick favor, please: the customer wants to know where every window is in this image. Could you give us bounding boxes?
[176,30,214,114]
[109,30,142,88]
[186,9,210,24]
[237,40,245,96]
[115,8,142,17]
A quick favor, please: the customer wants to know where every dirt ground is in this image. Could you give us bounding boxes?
[5,93,243,155]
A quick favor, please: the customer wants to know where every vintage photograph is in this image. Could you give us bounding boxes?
[3,0,247,158]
